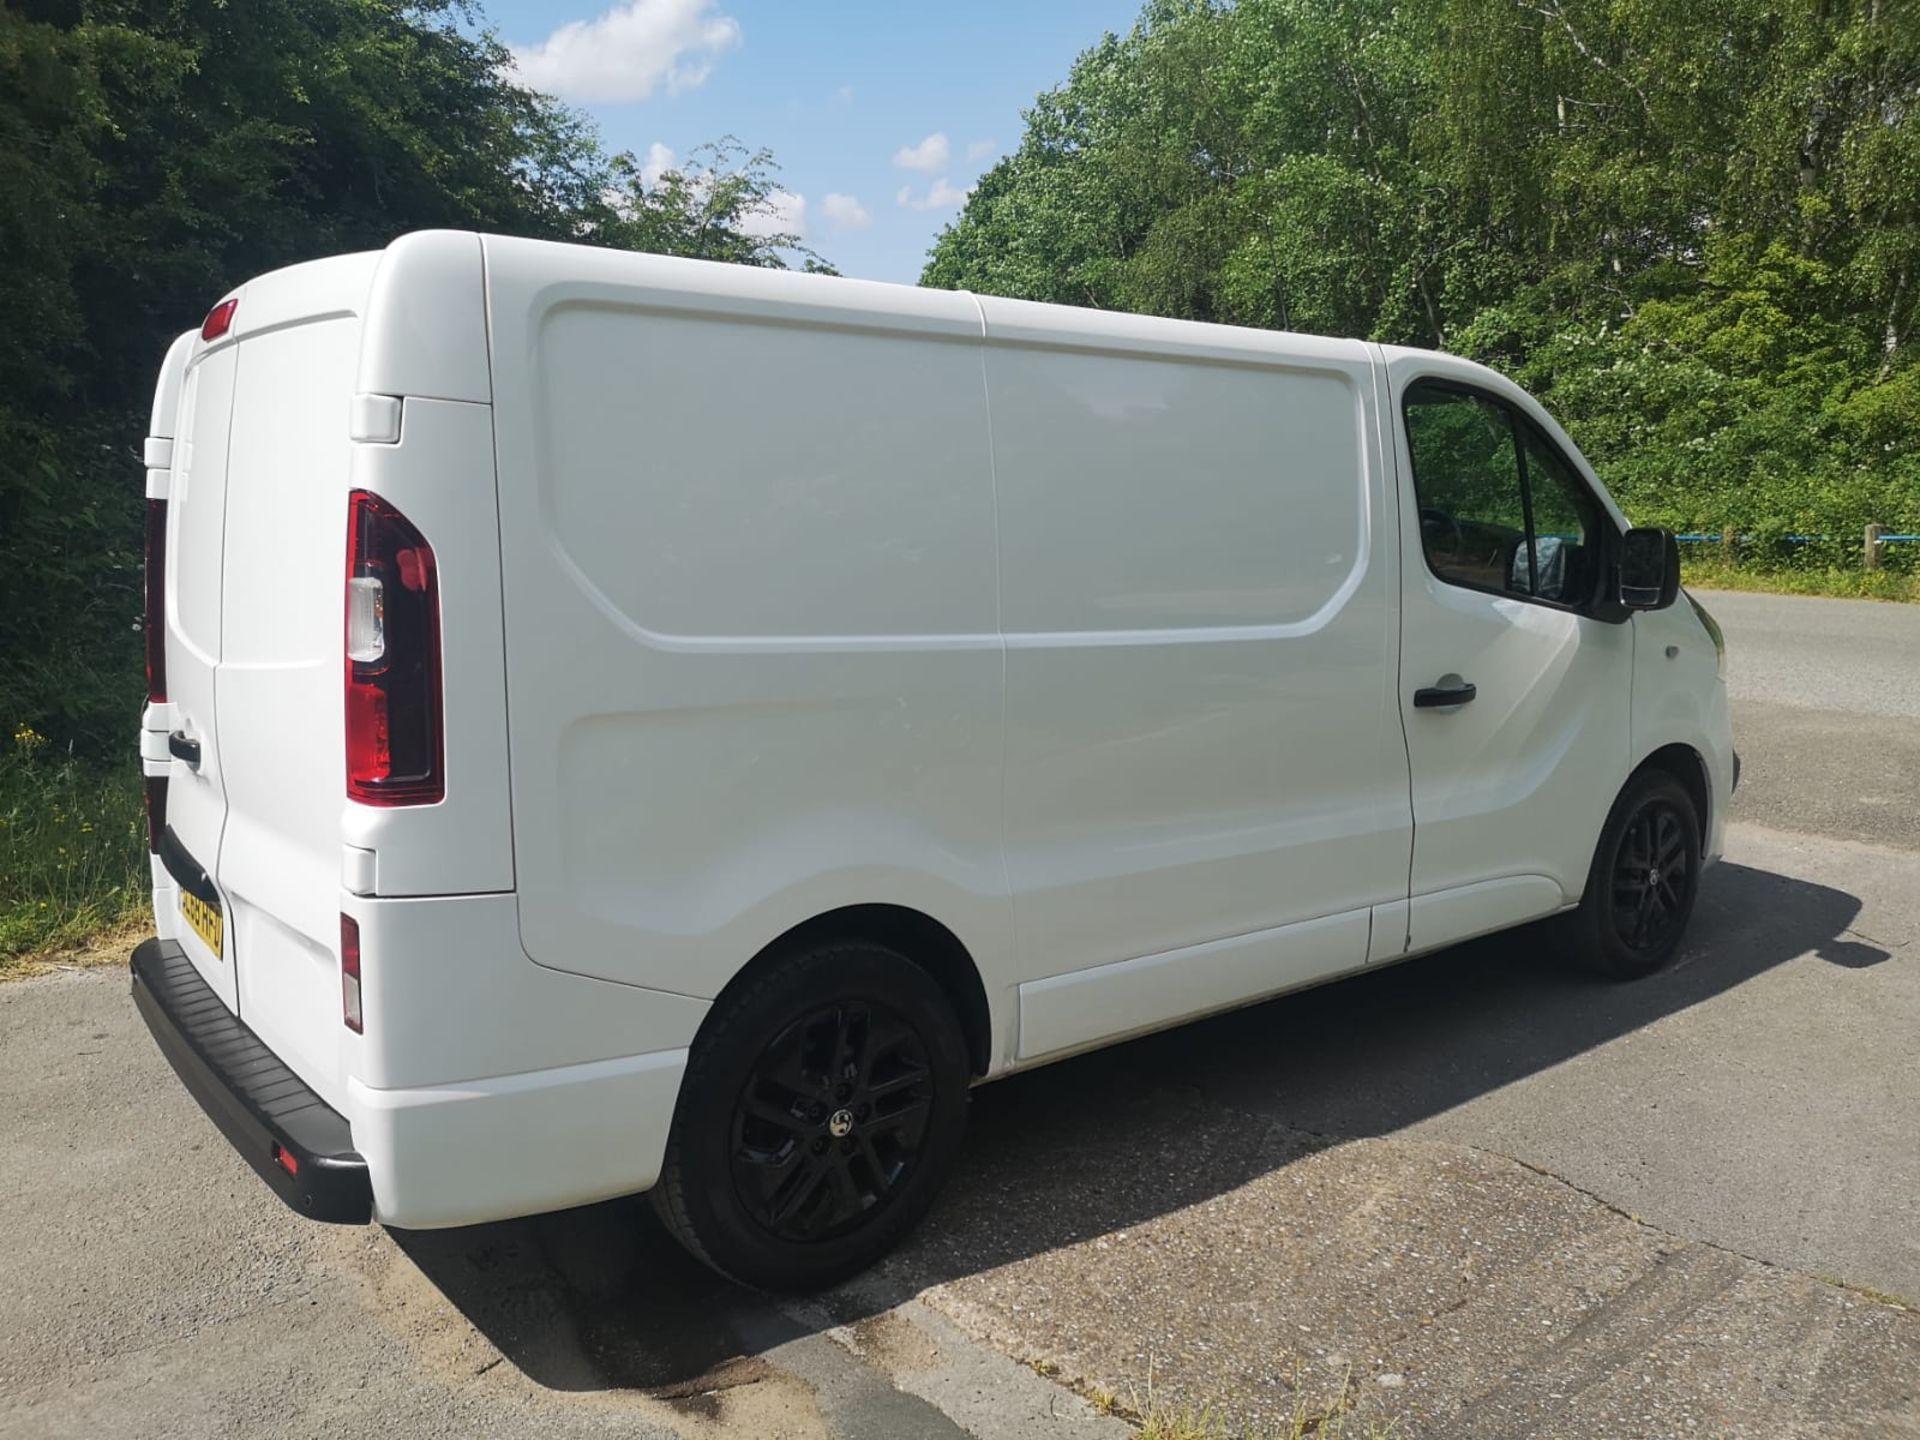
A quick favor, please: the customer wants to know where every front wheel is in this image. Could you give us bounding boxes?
[1563,770,1702,980]
[651,941,971,1291]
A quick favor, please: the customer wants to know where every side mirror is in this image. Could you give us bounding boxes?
[1619,526,1680,610]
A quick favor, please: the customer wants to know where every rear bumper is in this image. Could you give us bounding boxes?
[130,937,372,1224]
[347,1048,688,1230]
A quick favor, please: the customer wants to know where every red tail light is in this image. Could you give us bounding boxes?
[344,491,443,805]
[144,775,168,853]
[145,498,167,703]
[340,914,364,1034]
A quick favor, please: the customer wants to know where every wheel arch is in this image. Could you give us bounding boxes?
[1633,742,1711,835]
[1577,743,1712,909]
[705,903,994,1078]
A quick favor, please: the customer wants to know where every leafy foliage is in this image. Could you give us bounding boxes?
[0,0,818,756]
[597,139,833,272]
[926,0,1920,558]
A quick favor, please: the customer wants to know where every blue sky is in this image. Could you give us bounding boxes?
[482,0,1141,284]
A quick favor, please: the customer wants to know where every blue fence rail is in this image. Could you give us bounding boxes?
[1672,527,1919,568]
[1675,534,1920,542]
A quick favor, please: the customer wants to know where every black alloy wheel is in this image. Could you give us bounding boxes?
[1563,768,1703,980]
[1609,797,1694,956]
[730,1000,934,1242]
[651,941,970,1291]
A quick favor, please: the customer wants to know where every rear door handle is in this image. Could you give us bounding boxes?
[1413,680,1477,709]
[168,731,202,768]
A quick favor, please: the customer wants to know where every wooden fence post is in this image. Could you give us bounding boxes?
[1865,523,1884,571]
[1721,526,1737,564]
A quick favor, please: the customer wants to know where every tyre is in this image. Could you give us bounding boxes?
[651,940,971,1291]
[1562,768,1703,980]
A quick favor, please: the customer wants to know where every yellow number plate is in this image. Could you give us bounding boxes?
[181,890,224,955]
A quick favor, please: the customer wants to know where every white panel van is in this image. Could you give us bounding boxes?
[131,231,1736,1290]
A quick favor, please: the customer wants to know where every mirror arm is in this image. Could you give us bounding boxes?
[1589,527,1634,623]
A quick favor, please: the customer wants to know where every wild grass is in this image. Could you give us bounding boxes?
[1681,558,1920,602]
[0,726,147,976]
[1125,1363,1396,1440]
[1138,1398,1395,1440]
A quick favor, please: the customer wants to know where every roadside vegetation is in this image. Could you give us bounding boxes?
[1134,1383,1396,1440]
[926,0,1919,584]
[1072,1362,1397,1439]
[1683,558,1920,603]
[1141,1410,1393,1440]
[0,0,823,960]
[3,0,821,761]
[0,728,146,974]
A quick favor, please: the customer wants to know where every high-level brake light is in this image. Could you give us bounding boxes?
[200,298,238,341]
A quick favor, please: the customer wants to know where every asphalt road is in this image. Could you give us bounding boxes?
[1700,587,1920,850]
[2,588,1915,1437]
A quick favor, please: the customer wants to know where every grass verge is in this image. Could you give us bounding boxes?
[1,731,148,979]
[1094,1363,1396,1440]
[1680,559,1920,602]
[1140,1404,1394,1439]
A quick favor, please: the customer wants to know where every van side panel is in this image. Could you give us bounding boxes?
[481,237,1012,1015]
[979,299,1412,1060]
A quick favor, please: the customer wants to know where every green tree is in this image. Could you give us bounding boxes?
[0,0,822,755]
[925,0,1920,556]
[592,138,834,272]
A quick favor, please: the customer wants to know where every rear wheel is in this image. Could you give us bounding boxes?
[651,941,970,1291]
[1563,769,1702,980]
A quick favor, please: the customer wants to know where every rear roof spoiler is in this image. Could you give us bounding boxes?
[359,231,490,405]
[143,330,197,478]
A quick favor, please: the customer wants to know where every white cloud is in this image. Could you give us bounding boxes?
[966,138,997,161]
[510,0,741,104]
[639,141,676,189]
[821,193,873,232]
[894,177,973,212]
[832,84,855,105]
[893,132,950,173]
[738,189,807,241]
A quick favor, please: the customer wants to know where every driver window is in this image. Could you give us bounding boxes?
[1403,382,1529,596]
[1516,423,1600,604]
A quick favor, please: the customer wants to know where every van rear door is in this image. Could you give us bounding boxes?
[156,260,378,1093]
[208,257,378,1111]
[160,331,241,1010]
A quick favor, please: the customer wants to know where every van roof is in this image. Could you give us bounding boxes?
[205,230,1501,405]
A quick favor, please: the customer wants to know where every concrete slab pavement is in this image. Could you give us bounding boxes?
[0,962,1126,1440]
[5,818,1917,1438]
[894,1128,1920,1437]
[848,819,1920,1435]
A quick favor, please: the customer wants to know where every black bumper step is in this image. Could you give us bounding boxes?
[131,937,372,1223]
